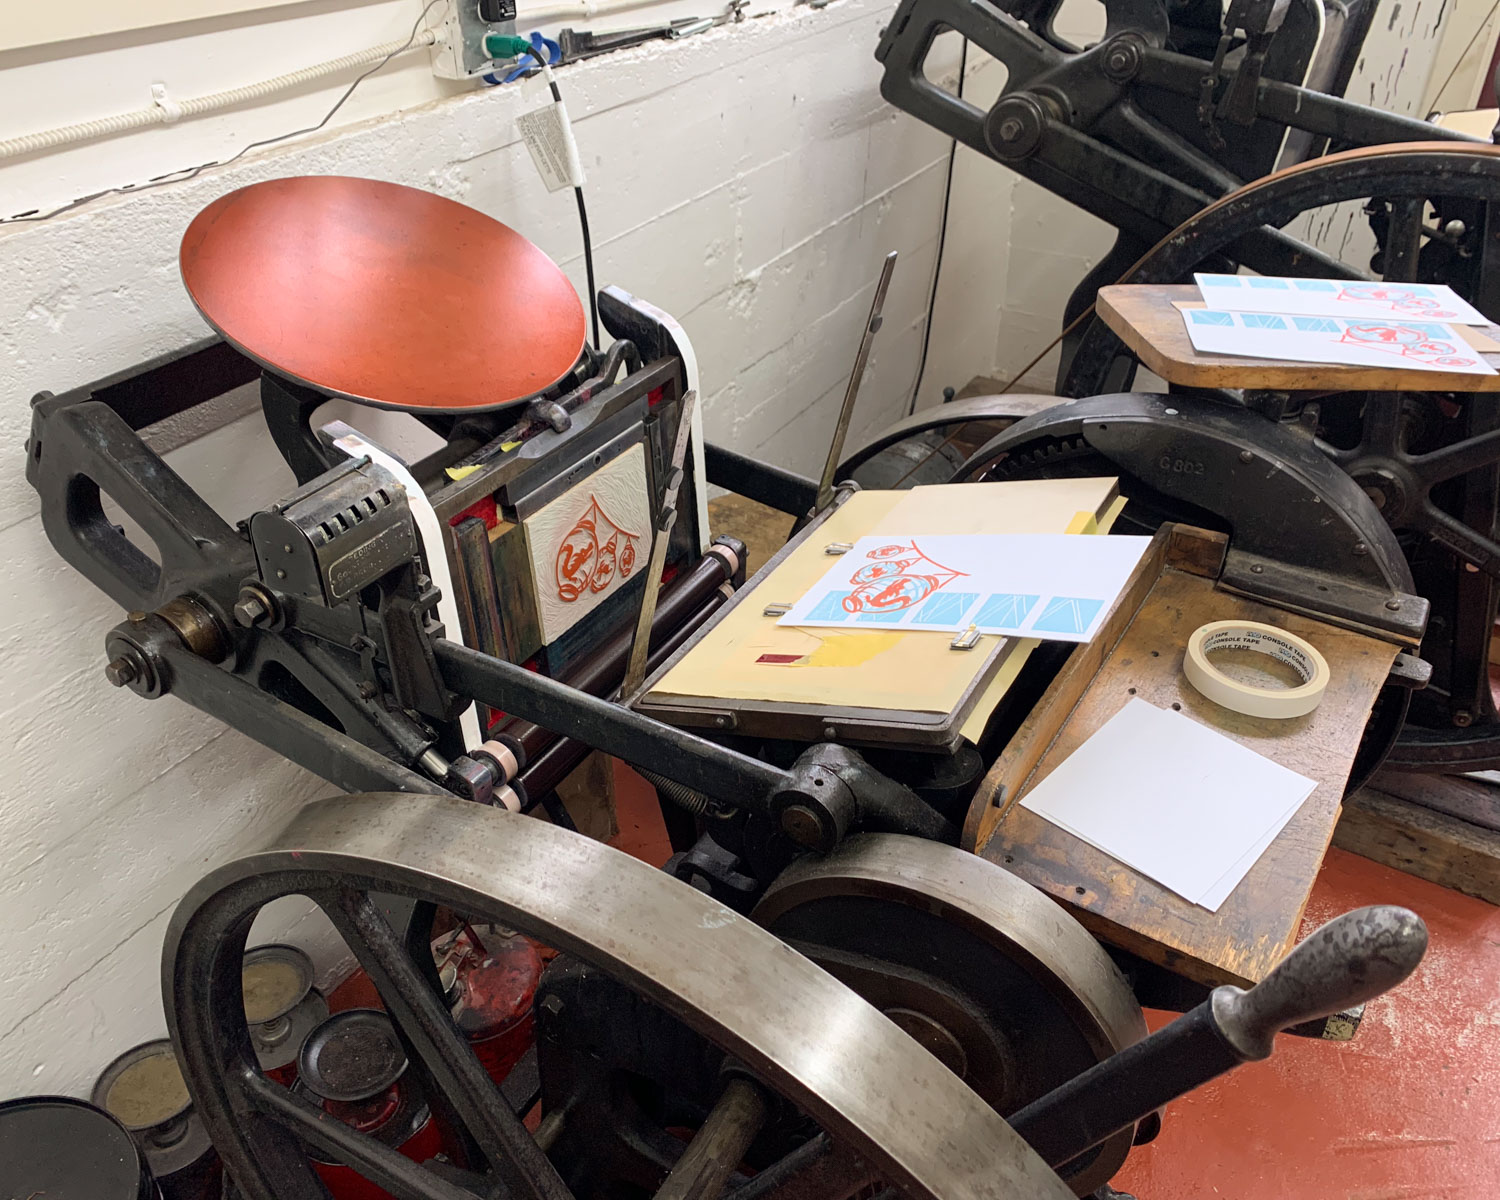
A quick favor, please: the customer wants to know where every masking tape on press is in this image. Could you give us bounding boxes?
[1182,621,1330,719]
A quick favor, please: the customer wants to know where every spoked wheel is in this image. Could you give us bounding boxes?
[1047,143,1500,769]
[165,793,1076,1200]
[1059,144,1500,399]
[754,835,1148,1197]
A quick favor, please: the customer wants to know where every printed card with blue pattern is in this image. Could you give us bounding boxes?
[1180,307,1496,376]
[776,533,1152,645]
[1194,273,1489,326]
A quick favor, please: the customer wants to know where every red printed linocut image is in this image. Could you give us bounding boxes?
[842,541,966,614]
[1339,322,1476,368]
[1336,282,1461,321]
[555,496,640,602]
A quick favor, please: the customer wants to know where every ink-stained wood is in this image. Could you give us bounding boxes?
[970,525,1403,988]
[1096,285,1500,393]
[1335,787,1500,905]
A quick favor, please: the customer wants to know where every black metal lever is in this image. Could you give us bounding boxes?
[1009,905,1428,1171]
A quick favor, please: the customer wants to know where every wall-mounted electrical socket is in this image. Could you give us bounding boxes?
[428,0,519,80]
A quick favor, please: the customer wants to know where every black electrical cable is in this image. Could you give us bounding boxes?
[525,48,601,351]
[906,36,967,417]
[3,0,445,225]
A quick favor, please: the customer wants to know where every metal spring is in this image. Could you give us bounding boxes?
[637,767,712,816]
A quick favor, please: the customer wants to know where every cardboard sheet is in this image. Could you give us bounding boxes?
[778,533,1152,643]
[646,479,1120,714]
[1018,698,1318,910]
[1180,308,1497,376]
[1194,273,1490,326]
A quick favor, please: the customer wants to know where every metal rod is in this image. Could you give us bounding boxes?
[503,549,737,762]
[814,251,898,513]
[703,444,818,517]
[654,1077,770,1200]
[520,589,729,799]
[434,639,786,811]
[623,390,699,696]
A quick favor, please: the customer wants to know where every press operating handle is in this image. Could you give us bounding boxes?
[1213,905,1427,1060]
[1010,905,1428,1171]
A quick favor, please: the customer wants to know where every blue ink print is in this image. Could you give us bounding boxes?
[1292,316,1340,333]
[807,591,853,622]
[1190,310,1234,326]
[911,592,981,626]
[1242,313,1287,330]
[1032,596,1104,636]
[1246,277,1289,289]
[974,593,1040,628]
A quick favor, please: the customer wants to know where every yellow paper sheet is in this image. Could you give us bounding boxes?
[649,478,1120,715]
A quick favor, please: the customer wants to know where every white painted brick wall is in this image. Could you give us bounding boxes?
[0,0,965,1097]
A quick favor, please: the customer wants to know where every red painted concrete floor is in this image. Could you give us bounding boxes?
[1114,848,1500,1200]
[610,764,1500,1199]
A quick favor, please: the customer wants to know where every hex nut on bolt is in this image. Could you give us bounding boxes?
[1101,35,1143,82]
[234,592,270,628]
[104,655,138,688]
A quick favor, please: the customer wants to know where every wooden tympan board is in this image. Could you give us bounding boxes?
[638,479,1122,744]
[967,526,1404,989]
[1097,284,1500,392]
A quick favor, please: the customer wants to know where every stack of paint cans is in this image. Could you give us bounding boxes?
[295,1009,443,1200]
[0,1095,159,1199]
[242,943,329,1085]
[91,1041,219,1200]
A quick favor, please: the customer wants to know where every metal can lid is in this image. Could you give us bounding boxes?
[298,1009,408,1103]
[92,1039,193,1131]
[0,1096,152,1198]
[243,943,315,1025]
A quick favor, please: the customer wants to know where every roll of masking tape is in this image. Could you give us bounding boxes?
[1183,621,1330,719]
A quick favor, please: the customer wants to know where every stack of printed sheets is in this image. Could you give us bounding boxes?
[1178,273,1497,376]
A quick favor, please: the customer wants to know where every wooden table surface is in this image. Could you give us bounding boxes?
[966,528,1403,988]
[1097,284,1500,393]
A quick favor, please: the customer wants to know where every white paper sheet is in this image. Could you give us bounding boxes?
[1018,699,1317,910]
[776,533,1152,643]
[1180,307,1497,376]
[1195,273,1490,326]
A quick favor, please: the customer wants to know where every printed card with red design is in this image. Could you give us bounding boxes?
[1180,308,1497,375]
[776,533,1152,644]
[1194,273,1490,325]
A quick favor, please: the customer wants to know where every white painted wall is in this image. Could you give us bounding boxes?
[0,0,963,1097]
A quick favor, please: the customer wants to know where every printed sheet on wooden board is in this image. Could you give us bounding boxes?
[645,478,1121,715]
[522,442,651,645]
[1193,273,1490,326]
[1179,308,1497,376]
